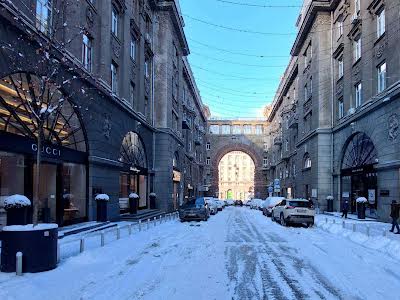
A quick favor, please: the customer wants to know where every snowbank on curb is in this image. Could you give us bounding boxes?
[3,194,31,209]
[317,221,400,261]
[3,224,58,231]
[95,194,109,201]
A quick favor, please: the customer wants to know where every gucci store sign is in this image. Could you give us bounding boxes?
[31,144,61,157]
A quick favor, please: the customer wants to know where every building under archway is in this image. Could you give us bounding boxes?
[218,151,255,200]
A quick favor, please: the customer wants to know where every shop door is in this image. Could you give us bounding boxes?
[33,163,61,224]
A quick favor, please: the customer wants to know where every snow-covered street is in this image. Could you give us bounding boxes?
[1,207,400,300]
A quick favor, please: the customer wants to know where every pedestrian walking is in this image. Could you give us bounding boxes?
[342,200,349,219]
[389,200,400,234]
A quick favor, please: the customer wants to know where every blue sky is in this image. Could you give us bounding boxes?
[179,0,303,118]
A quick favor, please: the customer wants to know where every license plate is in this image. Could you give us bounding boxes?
[188,214,196,217]
[297,209,306,213]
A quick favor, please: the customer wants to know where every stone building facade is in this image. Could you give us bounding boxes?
[205,119,270,200]
[268,0,400,221]
[0,0,206,227]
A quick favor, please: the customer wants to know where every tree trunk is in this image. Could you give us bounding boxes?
[33,123,44,226]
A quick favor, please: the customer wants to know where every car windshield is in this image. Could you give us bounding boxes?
[195,198,205,207]
[288,201,312,208]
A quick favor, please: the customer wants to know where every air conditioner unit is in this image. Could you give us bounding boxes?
[351,13,359,24]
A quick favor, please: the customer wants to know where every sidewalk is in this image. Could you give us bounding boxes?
[323,211,378,222]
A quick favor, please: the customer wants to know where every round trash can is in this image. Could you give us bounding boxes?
[95,194,109,222]
[129,197,138,214]
[326,196,334,212]
[357,203,366,219]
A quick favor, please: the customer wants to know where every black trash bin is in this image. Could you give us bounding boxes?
[6,207,29,226]
[149,193,157,209]
[357,202,366,219]
[129,196,138,214]
[96,199,108,222]
[326,197,334,212]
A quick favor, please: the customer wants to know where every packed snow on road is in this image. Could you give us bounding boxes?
[1,207,400,300]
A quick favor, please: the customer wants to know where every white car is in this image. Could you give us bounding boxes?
[213,199,224,211]
[205,198,218,215]
[227,200,235,206]
[262,197,285,217]
[272,198,315,227]
[250,199,262,209]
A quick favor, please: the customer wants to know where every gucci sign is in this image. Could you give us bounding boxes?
[31,144,61,157]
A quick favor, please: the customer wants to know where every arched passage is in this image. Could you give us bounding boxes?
[209,143,265,200]
[218,151,255,200]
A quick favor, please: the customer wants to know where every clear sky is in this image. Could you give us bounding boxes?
[179,0,303,119]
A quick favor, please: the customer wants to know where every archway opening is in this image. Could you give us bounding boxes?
[218,151,255,201]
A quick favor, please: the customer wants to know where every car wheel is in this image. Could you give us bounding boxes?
[280,213,287,227]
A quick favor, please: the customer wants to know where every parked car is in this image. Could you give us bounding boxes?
[262,197,285,217]
[250,199,263,209]
[179,197,210,222]
[214,199,224,211]
[235,200,243,206]
[272,198,315,227]
[227,200,235,206]
[205,197,218,215]
[258,199,266,211]
[244,200,252,207]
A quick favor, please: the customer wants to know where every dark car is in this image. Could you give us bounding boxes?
[179,197,210,222]
[235,200,243,206]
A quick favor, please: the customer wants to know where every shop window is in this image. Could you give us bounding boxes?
[62,163,86,222]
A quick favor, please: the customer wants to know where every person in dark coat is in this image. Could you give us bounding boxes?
[342,200,349,219]
[390,200,400,234]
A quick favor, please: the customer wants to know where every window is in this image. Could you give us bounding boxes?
[264,143,268,151]
[338,98,344,119]
[144,59,151,78]
[338,56,344,78]
[206,142,211,150]
[355,0,360,14]
[355,82,362,108]
[111,62,118,94]
[111,7,118,36]
[82,34,92,72]
[304,154,312,169]
[255,125,263,135]
[243,125,252,134]
[209,125,219,134]
[310,77,313,95]
[263,158,268,167]
[129,82,135,107]
[232,125,241,134]
[354,37,361,61]
[221,125,231,134]
[304,84,308,100]
[36,0,52,33]
[206,157,210,165]
[130,37,136,60]
[377,62,386,93]
[337,20,343,38]
[285,140,289,152]
[377,9,385,38]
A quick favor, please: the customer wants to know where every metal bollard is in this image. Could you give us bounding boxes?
[154,217,157,227]
[147,219,150,230]
[139,220,142,231]
[160,215,162,224]
[383,229,387,237]
[117,227,120,240]
[366,225,370,237]
[333,219,336,224]
[352,224,356,232]
[128,224,132,235]
[342,221,345,229]
[57,242,60,263]
[325,218,328,224]
[16,252,23,276]
[101,231,105,247]
[80,238,85,253]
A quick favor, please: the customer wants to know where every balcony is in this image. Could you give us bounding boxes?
[273,136,282,145]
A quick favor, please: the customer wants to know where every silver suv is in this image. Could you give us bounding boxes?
[272,199,315,227]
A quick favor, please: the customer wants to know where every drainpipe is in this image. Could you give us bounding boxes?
[330,10,335,209]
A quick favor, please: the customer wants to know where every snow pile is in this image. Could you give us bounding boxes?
[95,194,109,201]
[316,220,400,261]
[129,193,139,199]
[149,192,157,197]
[3,223,58,231]
[3,194,31,210]
[356,197,368,203]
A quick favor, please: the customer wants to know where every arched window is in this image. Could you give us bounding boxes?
[341,132,377,170]
[119,132,147,169]
[304,153,312,169]
[0,73,87,152]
